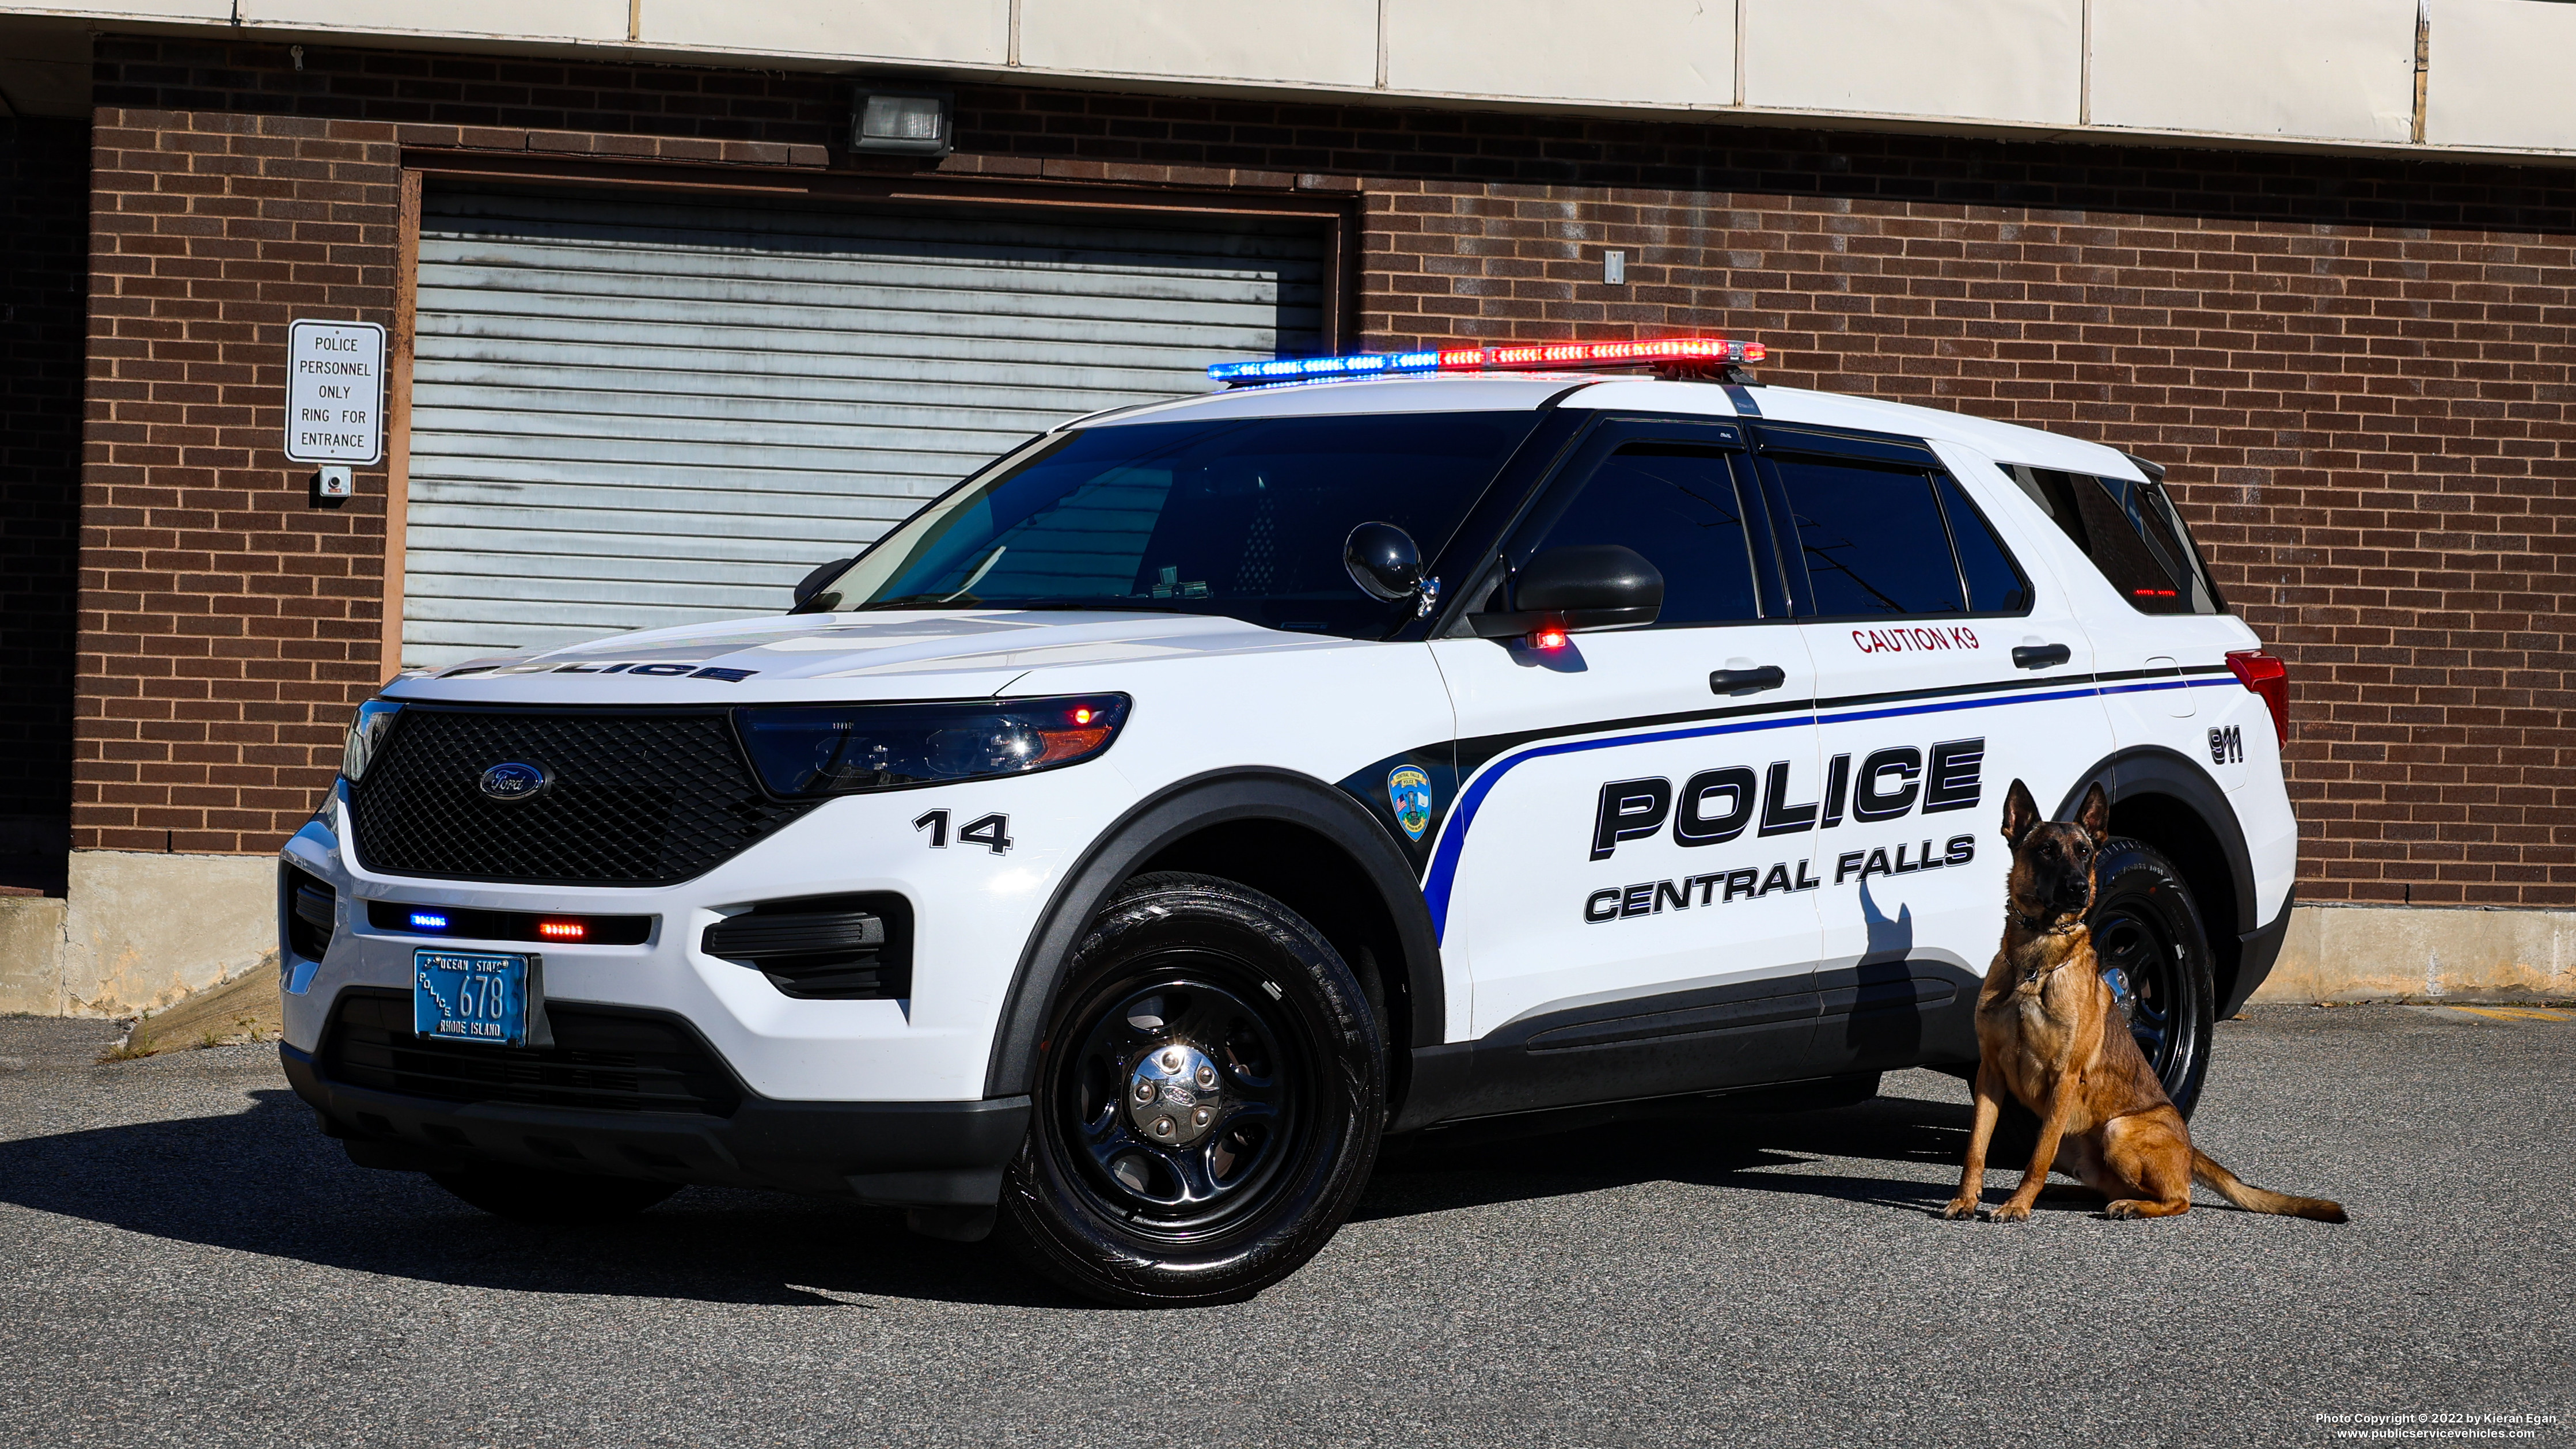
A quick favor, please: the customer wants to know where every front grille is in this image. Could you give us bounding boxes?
[348,708,816,885]
[320,988,741,1117]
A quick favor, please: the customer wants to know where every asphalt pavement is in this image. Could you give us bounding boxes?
[0,1003,2567,1448]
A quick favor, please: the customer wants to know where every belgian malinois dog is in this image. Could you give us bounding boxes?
[1941,779,2346,1224]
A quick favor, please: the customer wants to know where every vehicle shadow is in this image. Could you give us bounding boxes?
[0,1088,1081,1310]
[0,1082,2074,1310]
[1357,1087,2066,1223]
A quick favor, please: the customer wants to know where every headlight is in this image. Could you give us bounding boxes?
[737,694,1130,796]
[340,698,403,780]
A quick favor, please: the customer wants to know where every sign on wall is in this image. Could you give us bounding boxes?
[284,319,386,466]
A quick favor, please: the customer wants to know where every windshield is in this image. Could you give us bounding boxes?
[814,411,1541,636]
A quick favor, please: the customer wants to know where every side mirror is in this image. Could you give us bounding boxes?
[1344,521,1425,603]
[791,556,856,613]
[1471,544,1663,638]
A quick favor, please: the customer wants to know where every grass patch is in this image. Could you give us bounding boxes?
[97,1027,157,1063]
[96,968,285,1063]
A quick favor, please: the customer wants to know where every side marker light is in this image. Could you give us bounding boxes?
[1529,628,1571,651]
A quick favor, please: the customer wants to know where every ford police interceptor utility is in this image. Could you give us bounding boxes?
[278,336,2298,1306]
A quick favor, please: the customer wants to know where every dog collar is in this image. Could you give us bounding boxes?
[2013,908,2083,937]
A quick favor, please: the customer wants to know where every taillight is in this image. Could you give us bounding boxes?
[2226,649,2289,746]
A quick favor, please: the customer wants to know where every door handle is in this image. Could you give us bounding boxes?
[2012,643,2072,670]
[1709,665,1787,695]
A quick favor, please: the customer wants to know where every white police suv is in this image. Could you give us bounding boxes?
[279,337,2297,1305]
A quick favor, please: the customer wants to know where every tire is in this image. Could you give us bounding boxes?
[428,1167,680,1225]
[2089,836,2217,1118]
[997,872,1386,1307]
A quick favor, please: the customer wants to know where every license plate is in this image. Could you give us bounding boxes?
[413,949,532,1046]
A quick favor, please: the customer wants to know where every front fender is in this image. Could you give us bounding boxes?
[981,768,1446,1099]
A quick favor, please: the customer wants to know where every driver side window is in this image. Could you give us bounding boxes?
[1519,442,1763,627]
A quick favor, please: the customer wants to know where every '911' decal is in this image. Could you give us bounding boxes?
[2208,726,2244,765]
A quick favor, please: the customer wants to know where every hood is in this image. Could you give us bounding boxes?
[384,610,1360,705]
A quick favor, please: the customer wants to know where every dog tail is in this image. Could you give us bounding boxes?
[2191,1148,2348,1223]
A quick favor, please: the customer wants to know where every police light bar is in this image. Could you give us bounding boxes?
[1208,336,1767,386]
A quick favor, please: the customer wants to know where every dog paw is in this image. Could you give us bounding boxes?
[2103,1200,2152,1219]
[1988,1201,2032,1223]
[1938,1197,1981,1220]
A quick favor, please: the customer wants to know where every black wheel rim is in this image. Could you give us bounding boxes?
[2093,902,2184,1086]
[1049,964,1307,1237]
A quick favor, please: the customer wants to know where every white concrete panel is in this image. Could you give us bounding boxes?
[646,0,1009,65]
[2426,0,2576,151]
[58,851,279,1018]
[2261,902,2576,1003]
[1743,0,2081,123]
[2091,0,2418,141]
[240,0,625,41]
[0,1,230,18]
[1383,0,1731,105]
[1019,0,1377,86]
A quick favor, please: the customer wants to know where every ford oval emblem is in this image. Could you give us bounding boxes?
[478,761,550,802]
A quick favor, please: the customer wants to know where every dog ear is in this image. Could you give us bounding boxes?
[2002,778,2040,845]
[2076,782,2111,843]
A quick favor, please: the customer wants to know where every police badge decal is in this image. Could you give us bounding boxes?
[1387,765,1434,841]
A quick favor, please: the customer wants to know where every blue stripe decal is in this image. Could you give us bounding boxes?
[1420,673,2245,940]
[1422,711,1814,938]
[2099,676,2241,697]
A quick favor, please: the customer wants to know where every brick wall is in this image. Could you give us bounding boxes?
[1340,177,2576,909]
[0,118,92,829]
[79,38,2573,905]
[78,102,401,855]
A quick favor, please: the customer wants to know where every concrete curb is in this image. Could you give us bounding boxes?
[2252,902,2575,1004]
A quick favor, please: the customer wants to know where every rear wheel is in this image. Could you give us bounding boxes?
[429,1167,679,1225]
[999,873,1384,1307]
[2089,837,2217,1118]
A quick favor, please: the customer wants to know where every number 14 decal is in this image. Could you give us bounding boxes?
[915,809,1013,855]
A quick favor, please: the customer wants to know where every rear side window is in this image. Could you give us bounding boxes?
[1766,458,2030,617]
[1937,475,2034,614]
[2005,464,2223,615]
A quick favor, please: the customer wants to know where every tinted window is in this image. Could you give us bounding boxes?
[825,412,1537,636]
[1522,443,1762,626]
[1935,474,2032,613]
[1769,459,1966,616]
[2006,465,2220,615]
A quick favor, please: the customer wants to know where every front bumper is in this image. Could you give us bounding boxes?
[283,1043,1029,1207]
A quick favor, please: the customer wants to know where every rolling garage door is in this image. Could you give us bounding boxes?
[401,188,1326,668]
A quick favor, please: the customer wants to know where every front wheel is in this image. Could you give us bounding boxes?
[998,873,1385,1307]
[2089,837,2217,1118]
